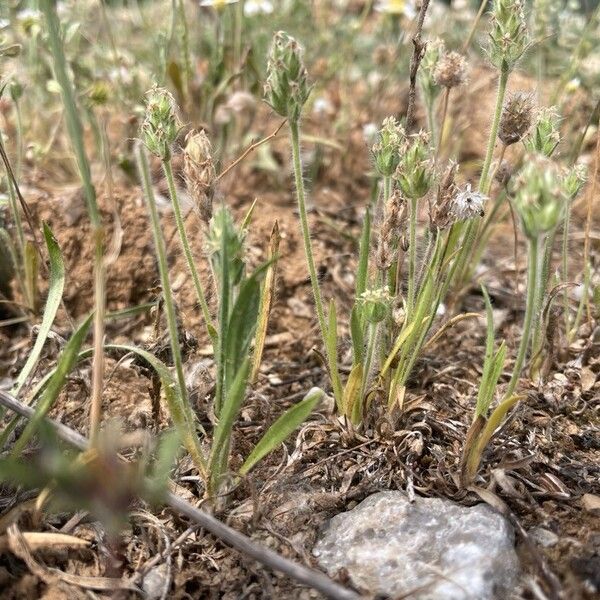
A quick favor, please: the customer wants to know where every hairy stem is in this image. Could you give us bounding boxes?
[162,160,215,342]
[479,67,509,196]
[289,120,342,406]
[137,145,207,478]
[504,236,542,399]
[407,196,418,319]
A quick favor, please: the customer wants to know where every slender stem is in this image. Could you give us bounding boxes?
[14,100,23,179]
[425,94,436,149]
[451,67,510,291]
[41,0,105,445]
[359,322,379,407]
[488,142,507,192]
[571,112,599,339]
[289,120,342,406]
[435,87,450,163]
[462,0,489,53]
[479,67,509,196]
[137,145,207,478]
[162,160,215,342]
[177,0,192,111]
[561,203,571,333]
[407,196,418,319]
[504,236,542,400]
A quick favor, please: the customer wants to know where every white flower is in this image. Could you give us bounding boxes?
[452,183,487,221]
[244,0,273,16]
[375,0,416,18]
[312,96,333,116]
[0,19,9,29]
[362,122,379,145]
[199,0,238,8]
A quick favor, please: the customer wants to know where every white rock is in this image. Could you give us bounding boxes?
[313,491,519,600]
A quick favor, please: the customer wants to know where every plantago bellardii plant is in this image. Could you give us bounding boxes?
[264,32,343,408]
[142,87,215,342]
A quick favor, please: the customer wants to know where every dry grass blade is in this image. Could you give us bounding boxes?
[0,531,90,553]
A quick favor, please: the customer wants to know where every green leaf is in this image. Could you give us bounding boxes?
[11,314,93,455]
[350,304,364,365]
[356,207,371,299]
[325,299,343,409]
[224,268,265,394]
[239,387,323,476]
[209,358,251,493]
[11,223,65,397]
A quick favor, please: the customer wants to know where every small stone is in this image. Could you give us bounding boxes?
[313,491,520,600]
[529,527,559,548]
[142,563,169,600]
[582,493,600,513]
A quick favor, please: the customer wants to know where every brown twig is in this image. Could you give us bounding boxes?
[216,119,287,181]
[0,138,39,248]
[405,0,431,133]
[0,390,361,600]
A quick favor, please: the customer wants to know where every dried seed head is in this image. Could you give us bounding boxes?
[451,183,487,222]
[513,153,565,239]
[183,130,216,224]
[494,160,513,186]
[487,0,529,71]
[524,106,561,157]
[141,86,180,161]
[430,161,459,229]
[264,31,311,122]
[499,92,534,146]
[433,51,468,89]
[372,116,406,177]
[377,190,406,270]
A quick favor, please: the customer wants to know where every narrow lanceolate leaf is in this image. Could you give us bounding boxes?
[11,223,65,397]
[355,207,371,299]
[326,299,343,410]
[239,387,323,476]
[251,221,281,384]
[350,304,364,365]
[11,314,93,455]
[209,358,251,493]
[224,267,264,394]
[344,363,364,423]
[24,240,39,312]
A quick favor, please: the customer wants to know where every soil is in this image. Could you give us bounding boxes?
[0,60,599,600]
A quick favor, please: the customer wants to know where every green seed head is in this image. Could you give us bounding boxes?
[264,31,311,122]
[141,86,180,161]
[395,131,434,200]
[361,287,391,324]
[524,106,561,157]
[486,0,529,72]
[419,38,445,103]
[372,116,405,177]
[513,154,565,239]
[561,163,587,200]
